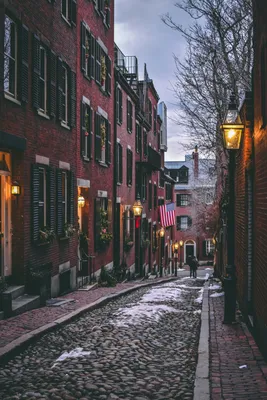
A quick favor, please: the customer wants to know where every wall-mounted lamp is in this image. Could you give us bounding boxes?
[78,195,85,208]
[179,240,184,247]
[220,92,244,150]
[11,181,21,196]
[133,194,143,217]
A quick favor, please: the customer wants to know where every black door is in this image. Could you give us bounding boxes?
[186,245,194,264]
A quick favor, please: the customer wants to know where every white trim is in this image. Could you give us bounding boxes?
[77,178,90,188]
[36,155,49,166]
[153,221,157,225]
[127,95,131,101]
[117,83,122,90]
[116,197,121,203]
[127,145,131,150]
[117,138,121,143]
[149,142,151,146]
[59,261,70,274]
[142,213,146,218]
[59,161,70,170]
[98,190,107,198]
[149,180,152,183]
[124,205,131,211]
[136,120,140,125]
[148,218,152,223]
[97,106,108,119]
[4,93,21,105]
[82,95,90,106]
[97,38,108,54]
[154,181,157,185]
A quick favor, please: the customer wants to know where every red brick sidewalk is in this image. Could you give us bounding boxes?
[0,277,177,349]
[210,295,267,399]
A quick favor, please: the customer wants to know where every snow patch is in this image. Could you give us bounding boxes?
[210,292,224,297]
[52,347,91,367]
[195,288,204,304]
[140,286,183,303]
[209,284,221,290]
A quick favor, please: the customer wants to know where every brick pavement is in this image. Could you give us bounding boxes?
[210,294,267,399]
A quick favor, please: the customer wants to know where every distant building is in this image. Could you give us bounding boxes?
[165,147,216,264]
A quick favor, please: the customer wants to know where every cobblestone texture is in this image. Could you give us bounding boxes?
[0,278,204,400]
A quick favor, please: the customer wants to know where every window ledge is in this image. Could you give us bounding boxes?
[37,110,50,120]
[117,182,122,186]
[82,156,90,162]
[59,236,70,241]
[83,73,92,82]
[98,161,108,168]
[61,14,72,27]
[117,120,122,126]
[4,93,21,106]
[61,122,71,130]
[99,86,109,97]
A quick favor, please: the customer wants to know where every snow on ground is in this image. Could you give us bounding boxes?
[210,292,224,297]
[140,286,183,303]
[195,288,204,304]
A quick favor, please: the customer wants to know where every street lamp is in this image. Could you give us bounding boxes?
[159,227,165,277]
[179,240,183,269]
[220,91,244,324]
[133,194,143,276]
[173,241,179,276]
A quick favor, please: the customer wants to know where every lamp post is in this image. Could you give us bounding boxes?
[220,92,244,324]
[133,194,143,276]
[173,241,179,276]
[179,240,184,269]
[159,227,165,277]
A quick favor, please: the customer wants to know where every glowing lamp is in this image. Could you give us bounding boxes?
[159,227,165,238]
[133,194,143,217]
[11,182,20,196]
[220,92,244,150]
[179,240,184,247]
[78,195,85,208]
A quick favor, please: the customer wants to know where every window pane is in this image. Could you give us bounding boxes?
[4,16,16,96]
[180,216,188,229]
[62,0,67,16]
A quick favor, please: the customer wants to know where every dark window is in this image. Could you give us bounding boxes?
[153,106,157,135]
[127,149,133,186]
[56,169,74,236]
[61,0,76,25]
[141,173,147,201]
[165,183,172,201]
[81,101,93,160]
[176,216,192,231]
[39,46,48,113]
[176,194,191,206]
[154,184,157,208]
[57,59,76,127]
[143,129,148,157]
[136,122,141,153]
[127,100,133,133]
[117,87,123,124]
[159,170,164,188]
[178,167,188,183]
[117,143,123,184]
[95,112,111,165]
[152,225,157,251]
[148,182,152,210]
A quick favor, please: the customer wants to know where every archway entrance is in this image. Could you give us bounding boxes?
[185,240,196,264]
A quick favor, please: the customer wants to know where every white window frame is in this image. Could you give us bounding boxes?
[180,216,188,230]
[84,104,90,159]
[180,194,189,206]
[4,15,18,99]
[62,66,68,124]
[85,30,90,77]
[61,0,71,21]
[62,171,68,224]
[39,46,48,114]
[206,239,215,255]
[38,167,47,228]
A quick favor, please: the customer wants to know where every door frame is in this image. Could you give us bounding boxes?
[184,240,196,263]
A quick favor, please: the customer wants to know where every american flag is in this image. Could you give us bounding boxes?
[159,202,176,228]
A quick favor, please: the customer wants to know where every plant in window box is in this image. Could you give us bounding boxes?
[100,122,106,148]
[101,55,106,86]
[64,223,76,238]
[124,236,134,252]
[85,112,90,137]
[99,208,112,246]
[39,227,56,243]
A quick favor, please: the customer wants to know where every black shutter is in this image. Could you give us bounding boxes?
[32,34,40,109]
[129,101,133,132]
[176,194,181,206]
[71,0,77,25]
[106,55,111,95]
[176,216,181,231]
[127,100,129,131]
[20,25,29,103]
[148,182,152,210]
[154,184,157,208]
[68,170,75,225]
[95,41,101,84]
[118,144,122,183]
[49,50,57,118]
[90,34,95,79]
[81,101,86,157]
[119,88,123,123]
[94,198,101,251]
[106,120,111,165]
[88,107,93,159]
[57,57,63,121]
[127,149,132,186]
[144,130,147,156]
[107,198,112,226]
[106,6,111,27]
[48,167,56,231]
[57,169,63,235]
[32,164,40,242]
[95,112,101,161]
[203,240,207,257]
[188,216,192,227]
[70,70,76,127]
[81,21,86,72]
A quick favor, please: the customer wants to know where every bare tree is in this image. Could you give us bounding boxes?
[162,0,253,158]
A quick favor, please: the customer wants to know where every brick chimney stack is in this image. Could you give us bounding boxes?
[193,145,199,178]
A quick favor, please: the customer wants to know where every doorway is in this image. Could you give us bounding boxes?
[185,240,196,264]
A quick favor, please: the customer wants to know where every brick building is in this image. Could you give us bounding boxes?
[0,0,78,309]
[165,147,216,265]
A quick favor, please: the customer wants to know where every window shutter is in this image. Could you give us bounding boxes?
[32,164,40,242]
[127,149,132,186]
[48,167,56,231]
[143,130,148,157]
[148,182,152,210]
[68,170,75,225]
[70,70,76,127]
[49,50,57,118]
[56,169,63,236]
[32,34,40,109]
[130,102,133,132]
[81,21,86,72]
[188,216,192,227]
[119,89,123,123]
[176,194,181,206]
[203,240,207,257]
[20,25,29,103]
[71,0,77,25]
[95,41,101,84]
[94,198,101,251]
[95,112,101,161]
[116,87,119,122]
[106,120,111,165]
[81,101,86,157]
[176,216,181,231]
[119,144,123,183]
[90,34,95,79]
[127,100,129,131]
[106,6,110,27]
[57,57,63,121]
[106,56,111,95]
[88,107,93,159]
[107,198,112,226]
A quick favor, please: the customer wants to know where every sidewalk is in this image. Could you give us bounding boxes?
[209,291,267,399]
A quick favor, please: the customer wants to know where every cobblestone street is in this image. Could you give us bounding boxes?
[0,277,205,400]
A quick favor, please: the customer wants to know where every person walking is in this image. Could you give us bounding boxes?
[187,255,194,278]
[192,256,199,278]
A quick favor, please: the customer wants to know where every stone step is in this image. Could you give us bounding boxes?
[12,294,40,316]
[4,285,25,300]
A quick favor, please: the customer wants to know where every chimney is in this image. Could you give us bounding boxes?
[193,145,199,178]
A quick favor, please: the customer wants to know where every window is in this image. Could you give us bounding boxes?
[94,197,112,251]
[176,194,191,206]
[153,106,157,135]
[117,87,123,124]
[165,183,172,201]
[127,100,133,133]
[127,149,133,186]
[178,167,189,183]
[61,0,76,25]
[143,129,148,157]
[57,59,76,127]
[154,184,157,208]
[148,99,152,125]
[136,122,141,153]
[39,46,48,114]
[152,225,157,251]
[148,182,152,210]
[94,41,111,94]
[56,169,74,236]
[81,23,95,80]
[81,102,93,160]
[32,165,55,243]
[159,170,165,188]
[141,173,147,201]
[62,66,68,124]
[176,216,192,230]
[94,0,111,26]
[203,239,215,256]
[95,112,111,165]
[124,209,134,242]
[4,15,17,98]
[117,143,123,184]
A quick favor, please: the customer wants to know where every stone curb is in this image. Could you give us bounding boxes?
[0,277,177,365]
[193,281,210,400]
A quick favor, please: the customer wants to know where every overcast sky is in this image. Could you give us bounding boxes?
[114,0,192,161]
